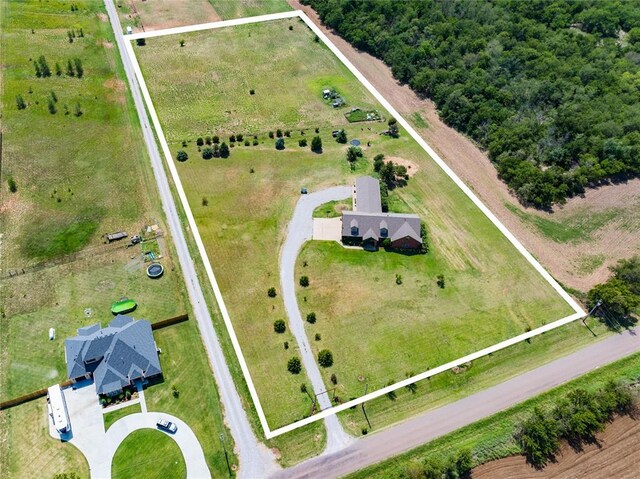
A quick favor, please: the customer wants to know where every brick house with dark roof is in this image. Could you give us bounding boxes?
[64,315,162,396]
[341,176,422,250]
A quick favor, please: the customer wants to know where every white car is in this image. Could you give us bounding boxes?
[157,418,177,433]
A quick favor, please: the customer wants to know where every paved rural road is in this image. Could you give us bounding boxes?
[104,2,278,477]
[276,326,640,478]
[280,186,354,452]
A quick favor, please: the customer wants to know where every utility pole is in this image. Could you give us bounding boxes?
[361,383,372,430]
[582,299,602,336]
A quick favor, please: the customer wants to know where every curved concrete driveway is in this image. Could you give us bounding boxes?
[279,186,354,452]
[102,413,210,478]
[57,387,210,479]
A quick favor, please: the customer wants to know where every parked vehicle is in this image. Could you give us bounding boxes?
[157,418,177,433]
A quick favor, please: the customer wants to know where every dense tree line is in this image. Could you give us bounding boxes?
[304,0,640,208]
[518,382,634,468]
[588,256,640,328]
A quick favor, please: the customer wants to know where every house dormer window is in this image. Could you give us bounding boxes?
[380,227,388,237]
[351,226,359,236]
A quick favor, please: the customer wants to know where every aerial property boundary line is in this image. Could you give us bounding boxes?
[123,10,586,439]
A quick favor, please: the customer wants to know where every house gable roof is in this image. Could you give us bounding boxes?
[354,176,382,213]
[64,315,161,395]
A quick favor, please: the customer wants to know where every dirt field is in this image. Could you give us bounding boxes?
[120,0,221,32]
[473,414,640,478]
[290,0,640,291]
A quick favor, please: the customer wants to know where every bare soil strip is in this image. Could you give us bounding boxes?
[290,0,640,291]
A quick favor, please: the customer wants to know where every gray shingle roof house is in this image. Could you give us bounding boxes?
[342,176,422,249]
[64,315,162,396]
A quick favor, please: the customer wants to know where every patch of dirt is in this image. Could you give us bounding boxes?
[126,0,221,33]
[97,12,107,23]
[100,39,114,49]
[290,0,640,291]
[104,78,125,91]
[386,156,419,177]
[473,414,640,478]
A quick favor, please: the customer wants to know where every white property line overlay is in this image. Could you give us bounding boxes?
[124,10,586,439]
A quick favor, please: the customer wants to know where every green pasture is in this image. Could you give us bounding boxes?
[135,17,576,430]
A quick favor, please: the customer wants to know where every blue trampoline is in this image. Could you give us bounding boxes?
[350,139,361,146]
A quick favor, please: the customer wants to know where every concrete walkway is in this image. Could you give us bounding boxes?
[279,186,354,452]
[50,385,209,478]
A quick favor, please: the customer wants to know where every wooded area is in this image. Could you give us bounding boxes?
[304,0,640,208]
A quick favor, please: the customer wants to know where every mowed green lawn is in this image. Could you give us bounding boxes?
[112,429,186,479]
[295,134,575,399]
[134,19,575,428]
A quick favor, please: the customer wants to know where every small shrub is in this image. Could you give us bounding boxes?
[276,128,283,138]
[330,373,337,385]
[179,39,185,47]
[289,25,293,31]
[229,134,236,143]
[336,130,347,144]
[268,131,274,139]
[171,385,180,398]
[395,274,403,285]
[299,276,309,287]
[311,136,322,153]
[205,136,212,145]
[315,333,321,341]
[284,130,291,137]
[267,287,276,298]
[361,428,368,435]
[220,142,230,158]
[73,58,83,78]
[16,95,26,110]
[176,150,188,162]
[300,383,307,393]
[252,139,259,146]
[315,127,320,133]
[284,341,289,350]
[55,62,62,76]
[202,197,209,206]
[385,381,397,401]
[275,138,285,150]
[318,349,333,368]
[274,319,286,333]
[306,312,316,324]
[298,139,308,147]
[181,140,187,147]
[202,147,214,159]
[212,135,220,144]
[196,137,204,146]
[8,177,17,193]
[244,140,250,146]
[249,89,255,95]
[437,274,445,288]
[236,134,244,142]
[74,102,82,117]
[287,356,302,374]
[136,38,146,46]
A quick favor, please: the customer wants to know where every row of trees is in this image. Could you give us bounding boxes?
[306,0,640,208]
[518,382,634,468]
[34,56,83,78]
[588,256,640,329]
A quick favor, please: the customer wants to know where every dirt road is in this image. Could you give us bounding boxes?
[473,414,640,479]
[289,1,640,291]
